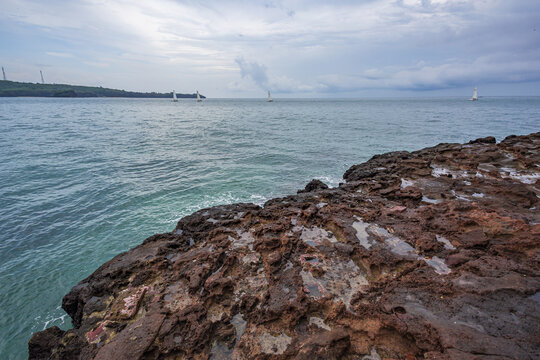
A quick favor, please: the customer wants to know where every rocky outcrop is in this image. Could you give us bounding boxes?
[29,133,540,359]
[298,179,329,193]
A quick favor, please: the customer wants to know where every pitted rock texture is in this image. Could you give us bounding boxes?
[29,133,540,359]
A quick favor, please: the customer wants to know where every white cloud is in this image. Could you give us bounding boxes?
[46,52,74,58]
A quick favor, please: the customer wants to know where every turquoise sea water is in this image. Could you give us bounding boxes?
[0,97,538,358]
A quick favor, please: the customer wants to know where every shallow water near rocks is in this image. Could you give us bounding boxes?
[1,97,538,358]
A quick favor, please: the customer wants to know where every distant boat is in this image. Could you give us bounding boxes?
[172,90,178,102]
[267,90,273,102]
[196,90,202,102]
[469,87,478,101]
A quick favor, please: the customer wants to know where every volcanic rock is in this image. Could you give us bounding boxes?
[298,179,329,193]
[29,132,540,359]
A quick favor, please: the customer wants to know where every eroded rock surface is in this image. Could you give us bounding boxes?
[29,133,540,359]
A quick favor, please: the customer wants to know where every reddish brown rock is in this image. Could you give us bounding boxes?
[29,132,540,359]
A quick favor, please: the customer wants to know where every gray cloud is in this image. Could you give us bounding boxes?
[1,0,539,96]
[235,57,269,90]
[317,54,540,92]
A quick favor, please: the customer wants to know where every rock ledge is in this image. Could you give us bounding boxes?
[30,133,540,359]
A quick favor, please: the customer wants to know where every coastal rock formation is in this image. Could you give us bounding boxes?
[29,133,540,359]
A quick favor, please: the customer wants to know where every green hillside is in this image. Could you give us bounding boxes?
[0,80,205,98]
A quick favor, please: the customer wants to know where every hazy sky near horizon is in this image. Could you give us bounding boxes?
[1,0,539,97]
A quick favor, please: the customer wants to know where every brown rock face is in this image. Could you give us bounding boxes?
[29,133,540,359]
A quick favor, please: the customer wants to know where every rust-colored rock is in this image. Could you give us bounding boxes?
[29,133,540,359]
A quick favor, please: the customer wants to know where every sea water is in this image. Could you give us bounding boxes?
[0,97,538,358]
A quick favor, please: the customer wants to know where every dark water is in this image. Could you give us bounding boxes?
[0,97,538,358]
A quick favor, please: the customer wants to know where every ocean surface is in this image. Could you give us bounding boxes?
[0,97,538,358]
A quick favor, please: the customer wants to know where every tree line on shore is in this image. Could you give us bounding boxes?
[0,80,203,98]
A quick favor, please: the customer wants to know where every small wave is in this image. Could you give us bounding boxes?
[171,192,270,222]
[33,306,69,331]
[249,194,269,206]
[313,175,342,188]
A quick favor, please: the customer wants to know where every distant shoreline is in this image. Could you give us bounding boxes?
[0,80,205,99]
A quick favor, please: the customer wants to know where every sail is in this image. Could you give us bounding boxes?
[267,90,273,102]
[172,90,178,101]
[472,87,478,100]
[196,90,201,102]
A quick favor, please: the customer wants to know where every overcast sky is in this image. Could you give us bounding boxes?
[1,0,539,97]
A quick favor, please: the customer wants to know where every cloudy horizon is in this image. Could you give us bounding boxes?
[1,0,539,97]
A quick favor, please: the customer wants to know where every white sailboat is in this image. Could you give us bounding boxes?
[172,90,178,102]
[267,90,273,102]
[196,90,202,102]
[469,87,478,101]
